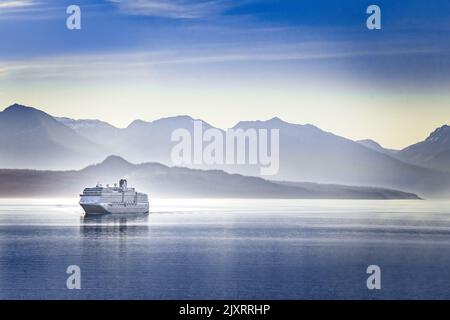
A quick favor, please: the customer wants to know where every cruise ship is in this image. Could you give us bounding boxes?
[80,179,149,215]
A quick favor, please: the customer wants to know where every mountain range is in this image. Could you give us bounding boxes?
[0,155,420,199]
[396,125,450,172]
[1,103,450,198]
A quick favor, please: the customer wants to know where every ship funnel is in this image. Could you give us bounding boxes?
[119,179,128,191]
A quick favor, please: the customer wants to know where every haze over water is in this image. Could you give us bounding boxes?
[0,199,449,299]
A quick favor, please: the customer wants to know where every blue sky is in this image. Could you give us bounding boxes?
[1,0,449,148]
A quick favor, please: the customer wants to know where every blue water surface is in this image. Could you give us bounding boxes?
[0,199,449,299]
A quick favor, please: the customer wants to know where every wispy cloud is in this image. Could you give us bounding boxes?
[0,1,108,21]
[0,0,35,9]
[107,0,238,19]
[0,40,442,81]
[0,0,57,20]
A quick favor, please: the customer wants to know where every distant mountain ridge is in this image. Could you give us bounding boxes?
[397,125,450,172]
[0,155,420,199]
[230,116,450,197]
[0,104,106,169]
[357,139,398,155]
[1,103,450,198]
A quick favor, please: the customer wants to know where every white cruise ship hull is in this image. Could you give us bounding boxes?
[80,203,149,215]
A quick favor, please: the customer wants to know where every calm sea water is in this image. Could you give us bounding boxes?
[0,198,449,300]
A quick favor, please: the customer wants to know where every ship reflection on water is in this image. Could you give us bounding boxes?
[80,214,149,238]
